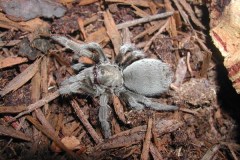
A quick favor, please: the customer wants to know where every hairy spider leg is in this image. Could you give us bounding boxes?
[119,90,178,111]
[121,50,145,68]
[51,36,109,63]
[98,94,112,138]
[115,43,145,67]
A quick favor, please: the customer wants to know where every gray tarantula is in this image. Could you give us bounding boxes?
[52,35,178,138]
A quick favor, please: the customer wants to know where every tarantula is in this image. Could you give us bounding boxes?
[52,35,178,138]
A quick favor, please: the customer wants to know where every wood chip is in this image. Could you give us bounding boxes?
[153,119,183,137]
[61,136,81,150]
[141,117,153,160]
[0,13,27,31]
[0,57,28,69]
[0,58,41,96]
[79,0,99,5]
[103,10,122,55]
[150,142,164,160]
[0,105,27,113]
[40,56,49,112]
[105,0,150,7]
[78,17,87,40]
[113,94,126,123]
[95,125,147,151]
[86,27,110,46]
[0,124,31,141]
[178,0,205,29]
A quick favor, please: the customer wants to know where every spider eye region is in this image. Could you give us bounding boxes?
[95,64,123,87]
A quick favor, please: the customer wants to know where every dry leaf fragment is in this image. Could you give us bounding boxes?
[0,58,41,96]
[0,57,28,69]
[103,10,122,55]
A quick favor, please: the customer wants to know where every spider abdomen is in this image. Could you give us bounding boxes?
[123,59,173,96]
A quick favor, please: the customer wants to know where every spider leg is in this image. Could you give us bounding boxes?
[115,43,145,66]
[59,82,97,95]
[119,90,145,110]
[51,36,109,63]
[98,94,112,138]
[61,68,91,86]
[120,90,178,111]
[71,62,86,71]
[121,50,145,68]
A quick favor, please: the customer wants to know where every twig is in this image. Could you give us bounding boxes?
[8,91,60,123]
[117,12,173,29]
[141,117,153,160]
[71,99,103,144]
[187,52,193,77]
[144,19,170,52]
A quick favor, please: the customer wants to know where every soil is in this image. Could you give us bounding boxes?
[0,0,239,160]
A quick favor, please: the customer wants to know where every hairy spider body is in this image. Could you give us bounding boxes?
[52,36,178,138]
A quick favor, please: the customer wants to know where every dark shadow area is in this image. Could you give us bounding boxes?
[201,4,240,142]
[194,3,240,143]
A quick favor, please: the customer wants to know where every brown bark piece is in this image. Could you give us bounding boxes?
[141,117,153,160]
[0,57,28,69]
[103,10,122,55]
[86,27,110,46]
[150,142,163,160]
[113,95,126,123]
[0,105,27,113]
[95,125,147,151]
[105,0,150,7]
[178,0,205,29]
[79,0,99,5]
[0,125,31,141]
[0,58,41,96]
